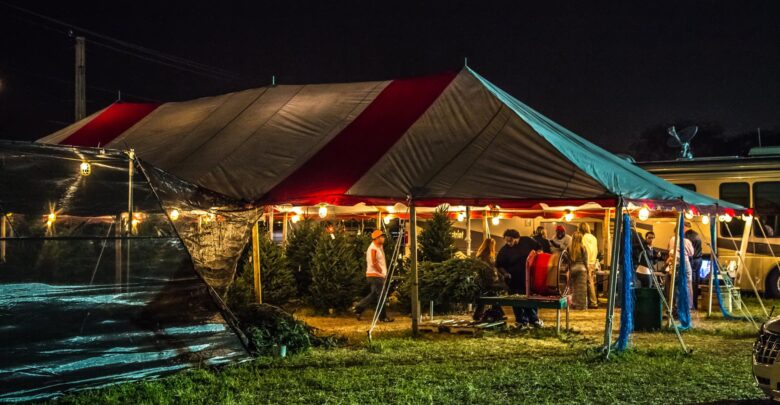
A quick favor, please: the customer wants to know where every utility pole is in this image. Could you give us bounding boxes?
[74,36,86,121]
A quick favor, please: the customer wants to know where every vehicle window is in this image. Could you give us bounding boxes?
[753,182,780,238]
[719,183,749,236]
[675,183,697,192]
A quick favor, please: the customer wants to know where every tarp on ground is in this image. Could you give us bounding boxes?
[0,142,249,402]
[39,67,745,214]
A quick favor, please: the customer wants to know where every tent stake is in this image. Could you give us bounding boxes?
[410,203,420,336]
[603,199,623,357]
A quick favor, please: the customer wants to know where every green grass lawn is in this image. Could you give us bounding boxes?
[53,299,773,405]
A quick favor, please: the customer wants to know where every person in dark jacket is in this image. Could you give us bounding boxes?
[685,228,703,309]
[533,226,552,254]
[496,229,542,328]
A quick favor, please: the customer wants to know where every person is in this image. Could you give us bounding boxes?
[533,226,552,254]
[550,225,572,254]
[568,232,590,309]
[496,229,543,328]
[668,230,695,310]
[579,223,599,309]
[354,229,393,322]
[635,231,660,288]
[685,229,703,309]
[472,238,506,322]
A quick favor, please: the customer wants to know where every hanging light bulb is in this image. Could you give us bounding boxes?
[742,213,753,221]
[291,214,301,224]
[457,211,466,222]
[701,215,710,225]
[491,215,500,226]
[386,205,395,214]
[318,205,328,218]
[79,161,91,176]
[46,212,56,226]
[638,207,650,221]
[564,209,574,222]
[684,210,694,220]
[169,209,180,221]
[384,214,394,225]
[723,213,733,223]
[718,215,725,223]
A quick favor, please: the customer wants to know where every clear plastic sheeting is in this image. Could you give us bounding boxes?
[141,164,261,297]
[0,142,248,402]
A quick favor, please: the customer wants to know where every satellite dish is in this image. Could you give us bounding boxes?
[667,125,698,159]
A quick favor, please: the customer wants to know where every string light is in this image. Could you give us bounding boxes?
[638,207,650,221]
[79,161,91,176]
[564,209,574,222]
[169,209,180,221]
[46,212,56,226]
[723,213,733,223]
[742,213,753,221]
[457,211,466,222]
[318,205,328,218]
[384,214,394,225]
[386,205,395,214]
[701,215,710,225]
[491,216,500,226]
[291,214,301,223]
[684,210,694,220]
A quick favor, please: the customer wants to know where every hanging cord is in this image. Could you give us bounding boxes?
[630,222,689,353]
[723,220,769,317]
[368,214,407,341]
[692,218,759,327]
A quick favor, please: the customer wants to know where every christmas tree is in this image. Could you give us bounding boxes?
[286,219,323,297]
[228,235,297,309]
[419,205,456,263]
[308,225,364,313]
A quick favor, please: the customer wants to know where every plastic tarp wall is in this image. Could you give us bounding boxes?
[0,143,248,402]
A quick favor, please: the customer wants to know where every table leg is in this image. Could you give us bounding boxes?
[556,308,561,333]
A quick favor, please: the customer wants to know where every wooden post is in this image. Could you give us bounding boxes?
[602,208,611,266]
[115,214,122,288]
[482,210,490,240]
[465,206,472,256]
[603,199,623,356]
[267,207,274,241]
[668,213,682,312]
[376,210,382,230]
[126,150,134,292]
[708,216,715,317]
[410,204,420,336]
[282,211,289,245]
[252,221,262,304]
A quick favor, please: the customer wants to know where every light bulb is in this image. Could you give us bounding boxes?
[742,213,753,221]
[318,206,328,218]
[169,209,180,221]
[291,214,301,223]
[491,216,500,226]
[724,213,733,223]
[386,205,395,214]
[457,212,466,222]
[46,212,56,225]
[79,161,91,176]
[638,207,650,221]
[684,210,694,220]
[718,215,725,223]
[384,214,393,224]
[701,215,710,225]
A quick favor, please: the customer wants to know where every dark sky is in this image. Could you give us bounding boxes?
[1,1,779,153]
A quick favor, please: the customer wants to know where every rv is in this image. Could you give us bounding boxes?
[639,147,780,297]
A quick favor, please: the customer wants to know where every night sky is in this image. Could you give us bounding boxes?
[1,1,779,154]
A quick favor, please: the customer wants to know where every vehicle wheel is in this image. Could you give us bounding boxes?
[765,268,780,298]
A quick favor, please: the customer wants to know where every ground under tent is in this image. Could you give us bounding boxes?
[0,142,251,402]
[27,67,750,392]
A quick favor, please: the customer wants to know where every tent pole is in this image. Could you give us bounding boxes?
[126,150,134,293]
[465,206,472,256]
[603,199,623,356]
[708,215,714,317]
[376,209,382,230]
[410,203,420,336]
[668,213,682,321]
[115,214,122,290]
[1,214,6,263]
[282,211,289,246]
[267,207,274,241]
[252,220,262,304]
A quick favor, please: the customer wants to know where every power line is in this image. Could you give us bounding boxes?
[0,1,249,83]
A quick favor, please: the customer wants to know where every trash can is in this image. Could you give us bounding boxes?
[633,288,662,331]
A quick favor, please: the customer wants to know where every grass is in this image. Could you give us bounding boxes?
[52,298,773,404]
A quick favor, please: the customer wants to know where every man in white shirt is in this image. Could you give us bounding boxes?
[579,223,599,309]
[354,230,393,322]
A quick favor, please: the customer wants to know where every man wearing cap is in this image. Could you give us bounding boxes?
[550,225,572,255]
[496,229,543,328]
[354,229,393,322]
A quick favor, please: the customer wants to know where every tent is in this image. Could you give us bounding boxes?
[18,67,747,395]
[0,142,250,402]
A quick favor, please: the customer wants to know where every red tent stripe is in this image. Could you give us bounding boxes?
[263,71,458,203]
[62,102,160,147]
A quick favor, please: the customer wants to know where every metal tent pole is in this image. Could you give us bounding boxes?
[126,150,134,292]
[465,206,472,256]
[603,199,623,356]
[410,203,420,336]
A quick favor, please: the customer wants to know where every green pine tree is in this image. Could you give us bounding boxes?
[419,206,456,262]
[286,219,323,297]
[308,226,364,313]
[228,236,297,309]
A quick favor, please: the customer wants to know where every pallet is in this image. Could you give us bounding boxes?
[421,319,506,335]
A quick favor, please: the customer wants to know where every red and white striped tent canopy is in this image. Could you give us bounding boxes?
[38,68,744,214]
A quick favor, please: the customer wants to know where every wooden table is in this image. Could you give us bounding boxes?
[477,295,570,333]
